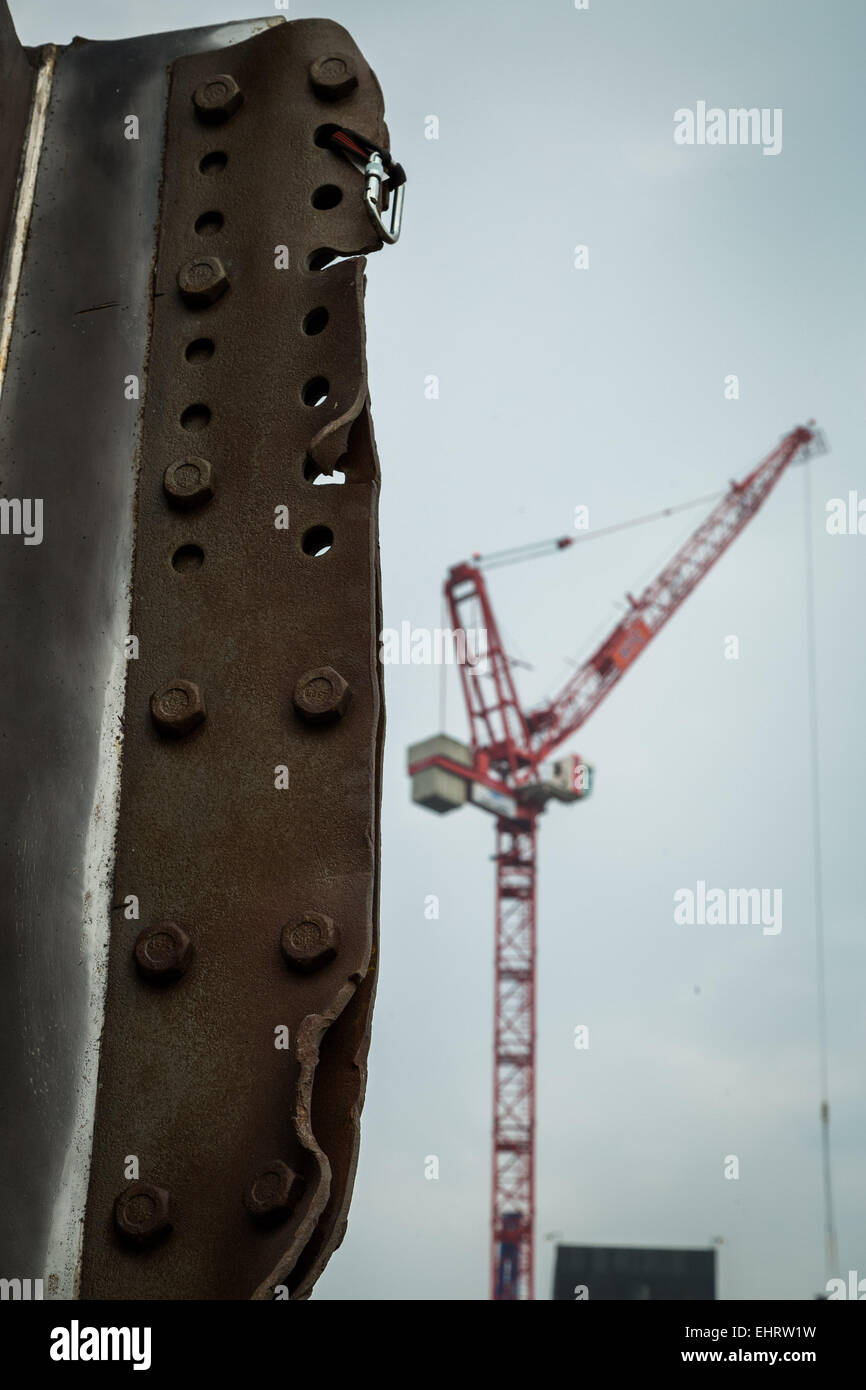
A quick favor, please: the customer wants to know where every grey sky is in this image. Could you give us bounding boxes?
[13,0,865,1299]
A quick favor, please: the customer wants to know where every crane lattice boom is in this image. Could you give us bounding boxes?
[527,425,818,765]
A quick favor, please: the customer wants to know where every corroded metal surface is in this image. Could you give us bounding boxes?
[78,17,387,1300]
[0,7,283,1295]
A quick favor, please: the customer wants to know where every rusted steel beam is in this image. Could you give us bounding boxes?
[0,5,397,1300]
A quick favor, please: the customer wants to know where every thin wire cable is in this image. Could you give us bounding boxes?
[803,458,839,1283]
[477,489,725,571]
[483,491,728,709]
[573,489,726,548]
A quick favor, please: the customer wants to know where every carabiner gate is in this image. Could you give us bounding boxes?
[364,151,404,245]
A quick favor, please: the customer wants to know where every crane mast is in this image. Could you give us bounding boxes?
[408,424,822,1300]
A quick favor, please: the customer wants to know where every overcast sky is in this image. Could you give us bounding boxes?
[13,0,866,1300]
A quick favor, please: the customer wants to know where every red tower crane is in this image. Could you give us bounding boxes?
[407,424,823,1300]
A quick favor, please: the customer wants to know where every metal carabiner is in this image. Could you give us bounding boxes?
[364,151,404,245]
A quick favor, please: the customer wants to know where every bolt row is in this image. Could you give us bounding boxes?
[121,907,338,1251]
[150,62,353,741]
[115,1157,302,1246]
[149,664,350,739]
[133,910,338,985]
[121,55,364,1259]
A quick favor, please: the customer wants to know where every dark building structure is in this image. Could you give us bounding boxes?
[554,1244,716,1300]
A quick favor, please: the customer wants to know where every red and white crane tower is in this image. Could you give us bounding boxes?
[408,424,823,1300]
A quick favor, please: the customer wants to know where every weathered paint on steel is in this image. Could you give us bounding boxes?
[78,18,387,1300]
[0,10,291,1297]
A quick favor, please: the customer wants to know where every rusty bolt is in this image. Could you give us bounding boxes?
[243,1159,301,1221]
[151,679,206,737]
[177,256,229,308]
[163,456,214,509]
[292,666,350,724]
[309,54,358,102]
[281,911,339,974]
[192,74,243,122]
[134,921,193,981]
[114,1183,171,1245]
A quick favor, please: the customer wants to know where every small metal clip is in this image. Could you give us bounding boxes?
[364,151,404,245]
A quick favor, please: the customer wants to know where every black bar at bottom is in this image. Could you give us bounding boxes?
[1,1295,860,1375]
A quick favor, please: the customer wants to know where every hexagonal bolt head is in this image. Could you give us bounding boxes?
[292,666,350,724]
[151,679,206,737]
[177,257,229,308]
[134,921,193,981]
[114,1183,171,1245]
[163,456,214,509]
[192,74,243,122]
[243,1159,302,1222]
[309,54,358,102]
[281,911,339,974]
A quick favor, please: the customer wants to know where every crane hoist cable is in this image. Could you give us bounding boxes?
[803,458,839,1284]
[472,489,726,571]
